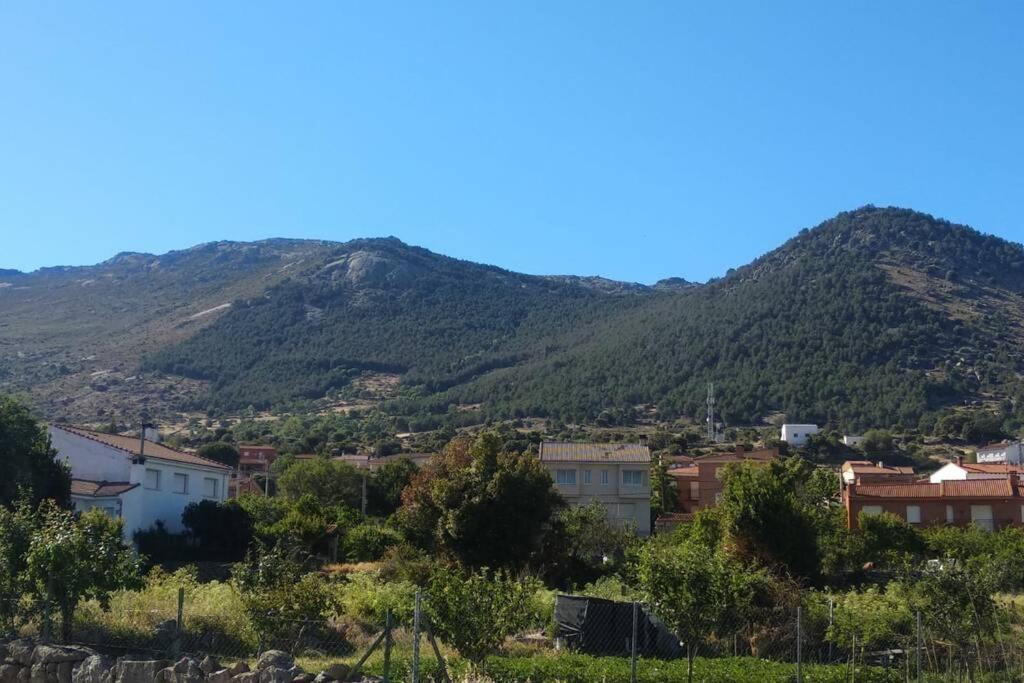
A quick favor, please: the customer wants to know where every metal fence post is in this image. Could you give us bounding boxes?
[916,610,922,683]
[412,590,422,683]
[827,597,834,663]
[171,586,184,658]
[383,609,392,683]
[630,601,639,683]
[796,605,803,683]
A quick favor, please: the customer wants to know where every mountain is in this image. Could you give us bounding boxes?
[3,206,1024,430]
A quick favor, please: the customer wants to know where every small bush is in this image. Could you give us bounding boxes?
[345,522,402,562]
[337,572,417,627]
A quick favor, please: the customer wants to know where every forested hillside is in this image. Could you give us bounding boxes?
[5,206,1024,430]
[452,207,1024,429]
[143,239,649,410]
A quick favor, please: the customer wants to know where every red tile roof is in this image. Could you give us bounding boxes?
[853,478,1020,499]
[539,442,650,463]
[842,460,916,475]
[53,426,231,471]
[70,479,138,498]
[962,463,1024,474]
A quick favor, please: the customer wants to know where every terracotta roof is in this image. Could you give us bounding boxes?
[842,460,915,475]
[70,479,138,498]
[539,442,650,463]
[698,449,778,464]
[239,444,277,452]
[666,468,699,479]
[853,478,1020,499]
[962,463,1024,474]
[53,426,231,471]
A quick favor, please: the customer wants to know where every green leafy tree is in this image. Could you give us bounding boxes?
[425,566,540,666]
[397,433,563,569]
[0,498,38,628]
[367,457,419,516]
[861,429,894,456]
[181,499,253,560]
[635,537,775,681]
[717,458,822,580]
[277,457,362,508]
[24,502,143,641]
[0,397,71,507]
[859,511,925,568]
[196,441,240,468]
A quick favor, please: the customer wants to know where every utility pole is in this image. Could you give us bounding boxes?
[361,472,368,517]
[706,383,716,443]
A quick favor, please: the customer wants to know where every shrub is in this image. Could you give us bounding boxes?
[337,572,416,626]
[425,566,541,665]
[345,522,402,562]
[182,499,253,561]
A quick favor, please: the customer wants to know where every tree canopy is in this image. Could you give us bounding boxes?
[0,397,70,508]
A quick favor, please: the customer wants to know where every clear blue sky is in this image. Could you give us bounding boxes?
[2,2,1022,283]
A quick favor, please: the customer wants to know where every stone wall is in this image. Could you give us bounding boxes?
[0,641,371,683]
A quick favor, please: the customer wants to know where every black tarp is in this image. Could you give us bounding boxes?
[554,594,683,659]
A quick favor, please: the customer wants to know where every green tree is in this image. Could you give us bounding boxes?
[0,498,37,628]
[397,433,563,569]
[278,457,362,508]
[717,458,822,580]
[196,441,240,468]
[24,501,143,641]
[0,397,71,507]
[181,499,253,560]
[635,537,775,681]
[367,457,419,516]
[425,566,540,667]
[861,429,894,456]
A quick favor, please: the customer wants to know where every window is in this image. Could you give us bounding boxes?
[203,477,219,499]
[144,469,161,490]
[947,505,955,523]
[555,469,576,486]
[689,481,700,500]
[172,473,189,494]
[600,470,609,486]
[971,505,994,531]
[622,470,642,486]
[906,505,921,524]
[583,469,592,485]
[861,505,883,517]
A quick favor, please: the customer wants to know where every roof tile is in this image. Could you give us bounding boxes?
[539,442,650,463]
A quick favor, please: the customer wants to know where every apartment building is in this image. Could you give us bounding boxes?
[538,442,651,536]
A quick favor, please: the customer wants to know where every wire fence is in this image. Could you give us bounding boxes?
[4,590,1024,682]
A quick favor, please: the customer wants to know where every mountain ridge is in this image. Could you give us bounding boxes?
[3,206,1024,431]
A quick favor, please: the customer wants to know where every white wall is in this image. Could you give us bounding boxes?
[977,442,1023,464]
[50,428,131,482]
[130,457,229,534]
[781,424,819,446]
[843,436,864,447]
[929,462,969,483]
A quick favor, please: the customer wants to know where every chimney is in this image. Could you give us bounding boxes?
[736,444,746,455]
[956,454,964,466]
[877,461,884,469]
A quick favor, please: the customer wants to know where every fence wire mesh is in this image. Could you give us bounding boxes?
[6,590,1024,681]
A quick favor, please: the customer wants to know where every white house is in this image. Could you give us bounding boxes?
[976,441,1024,465]
[843,435,865,447]
[781,424,820,447]
[929,457,1024,484]
[49,425,231,541]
